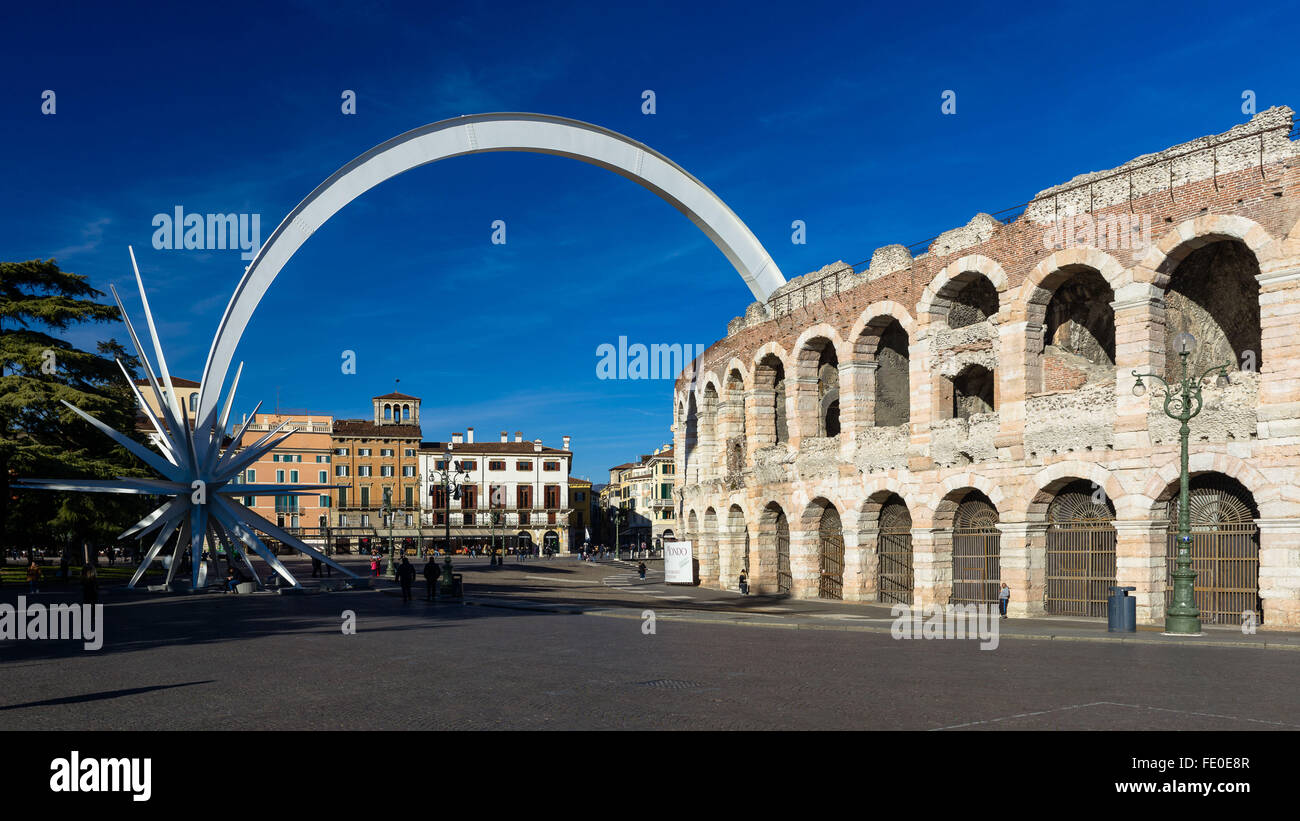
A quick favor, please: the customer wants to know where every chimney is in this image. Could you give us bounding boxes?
[563,435,571,451]
[451,432,463,446]
[500,430,508,443]
[514,431,522,443]
[467,427,474,444]
[653,446,659,455]
[533,438,542,453]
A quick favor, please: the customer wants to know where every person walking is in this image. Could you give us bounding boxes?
[27,560,41,594]
[81,563,98,605]
[397,557,416,603]
[739,568,749,595]
[998,582,1010,619]
[638,561,647,580]
[59,553,70,583]
[370,554,380,578]
[311,556,322,578]
[423,556,440,601]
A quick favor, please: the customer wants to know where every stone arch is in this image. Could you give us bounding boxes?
[755,500,792,594]
[859,488,915,605]
[917,254,1010,325]
[722,365,748,474]
[848,302,915,430]
[701,507,719,585]
[752,343,790,445]
[924,471,1009,527]
[1139,214,1281,280]
[196,113,786,424]
[1022,461,1123,521]
[791,325,845,441]
[798,497,845,601]
[1141,452,1269,513]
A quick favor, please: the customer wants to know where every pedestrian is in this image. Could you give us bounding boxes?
[998,581,1010,619]
[225,567,239,593]
[423,556,441,601]
[311,556,322,578]
[60,553,70,583]
[27,560,41,594]
[81,563,98,605]
[397,557,416,602]
[638,561,647,580]
[739,568,749,595]
[106,546,115,565]
[370,554,380,577]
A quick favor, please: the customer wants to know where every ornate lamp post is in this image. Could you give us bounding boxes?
[382,488,396,577]
[428,450,470,560]
[1132,331,1232,635]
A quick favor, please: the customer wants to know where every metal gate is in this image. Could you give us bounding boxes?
[818,506,844,600]
[1165,481,1260,625]
[776,511,792,593]
[877,499,913,605]
[952,497,1000,605]
[1045,486,1116,617]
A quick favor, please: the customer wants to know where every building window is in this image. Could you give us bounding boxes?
[381,465,393,477]
[435,460,446,470]
[461,485,478,509]
[319,470,327,483]
[402,406,410,421]
[243,496,253,506]
[575,491,585,502]
[461,460,477,471]
[489,460,506,471]
[360,487,370,507]
[384,406,392,421]
[517,485,533,510]
[361,465,373,477]
[276,470,285,483]
[274,495,298,513]
[516,461,532,471]
[405,448,415,457]
[246,469,256,483]
[405,486,414,507]
[520,511,530,525]
[319,495,331,508]
[380,448,393,457]
[403,466,415,477]
[548,511,557,524]
[338,487,348,508]
[544,485,560,509]
[359,448,371,457]
[543,461,560,471]
[361,514,370,527]
[290,470,299,483]
[334,447,349,456]
[335,465,349,477]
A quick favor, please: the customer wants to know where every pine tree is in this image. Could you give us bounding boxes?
[1,259,151,561]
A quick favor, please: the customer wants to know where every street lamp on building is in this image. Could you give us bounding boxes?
[428,450,470,562]
[1132,331,1232,635]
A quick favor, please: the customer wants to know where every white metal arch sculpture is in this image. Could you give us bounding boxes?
[197,112,785,424]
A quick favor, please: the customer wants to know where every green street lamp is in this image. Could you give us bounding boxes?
[1132,331,1232,635]
[382,488,396,577]
[428,451,470,562]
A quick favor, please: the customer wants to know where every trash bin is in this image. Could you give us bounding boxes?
[451,573,464,598]
[1107,586,1137,633]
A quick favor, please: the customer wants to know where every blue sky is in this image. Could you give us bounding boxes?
[3,0,1297,480]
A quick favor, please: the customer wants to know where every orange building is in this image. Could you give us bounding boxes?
[231,412,335,543]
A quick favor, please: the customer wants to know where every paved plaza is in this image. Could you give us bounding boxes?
[2,555,1297,731]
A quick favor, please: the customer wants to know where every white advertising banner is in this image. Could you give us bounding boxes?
[664,540,693,584]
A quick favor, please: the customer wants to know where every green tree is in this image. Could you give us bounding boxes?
[1,259,151,561]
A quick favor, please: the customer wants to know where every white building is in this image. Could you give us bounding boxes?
[418,428,576,552]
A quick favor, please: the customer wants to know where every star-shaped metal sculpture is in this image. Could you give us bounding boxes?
[15,248,356,590]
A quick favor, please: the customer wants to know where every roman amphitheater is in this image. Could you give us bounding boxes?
[673,106,1300,629]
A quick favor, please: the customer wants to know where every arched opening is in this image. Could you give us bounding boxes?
[808,501,844,600]
[950,364,995,419]
[702,507,719,585]
[1161,473,1260,625]
[1038,268,1115,392]
[949,490,1001,605]
[1045,478,1116,617]
[402,404,411,421]
[684,392,700,482]
[700,384,720,480]
[876,494,913,604]
[383,404,392,420]
[947,275,999,329]
[754,354,788,445]
[874,320,911,426]
[758,502,792,594]
[727,505,749,586]
[723,369,747,480]
[1163,239,1261,378]
[795,338,839,438]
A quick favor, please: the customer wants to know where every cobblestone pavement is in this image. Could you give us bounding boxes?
[1,554,1297,730]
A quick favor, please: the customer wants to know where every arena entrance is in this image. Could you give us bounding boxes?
[1164,474,1261,624]
[1045,480,1117,617]
[951,492,1001,605]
